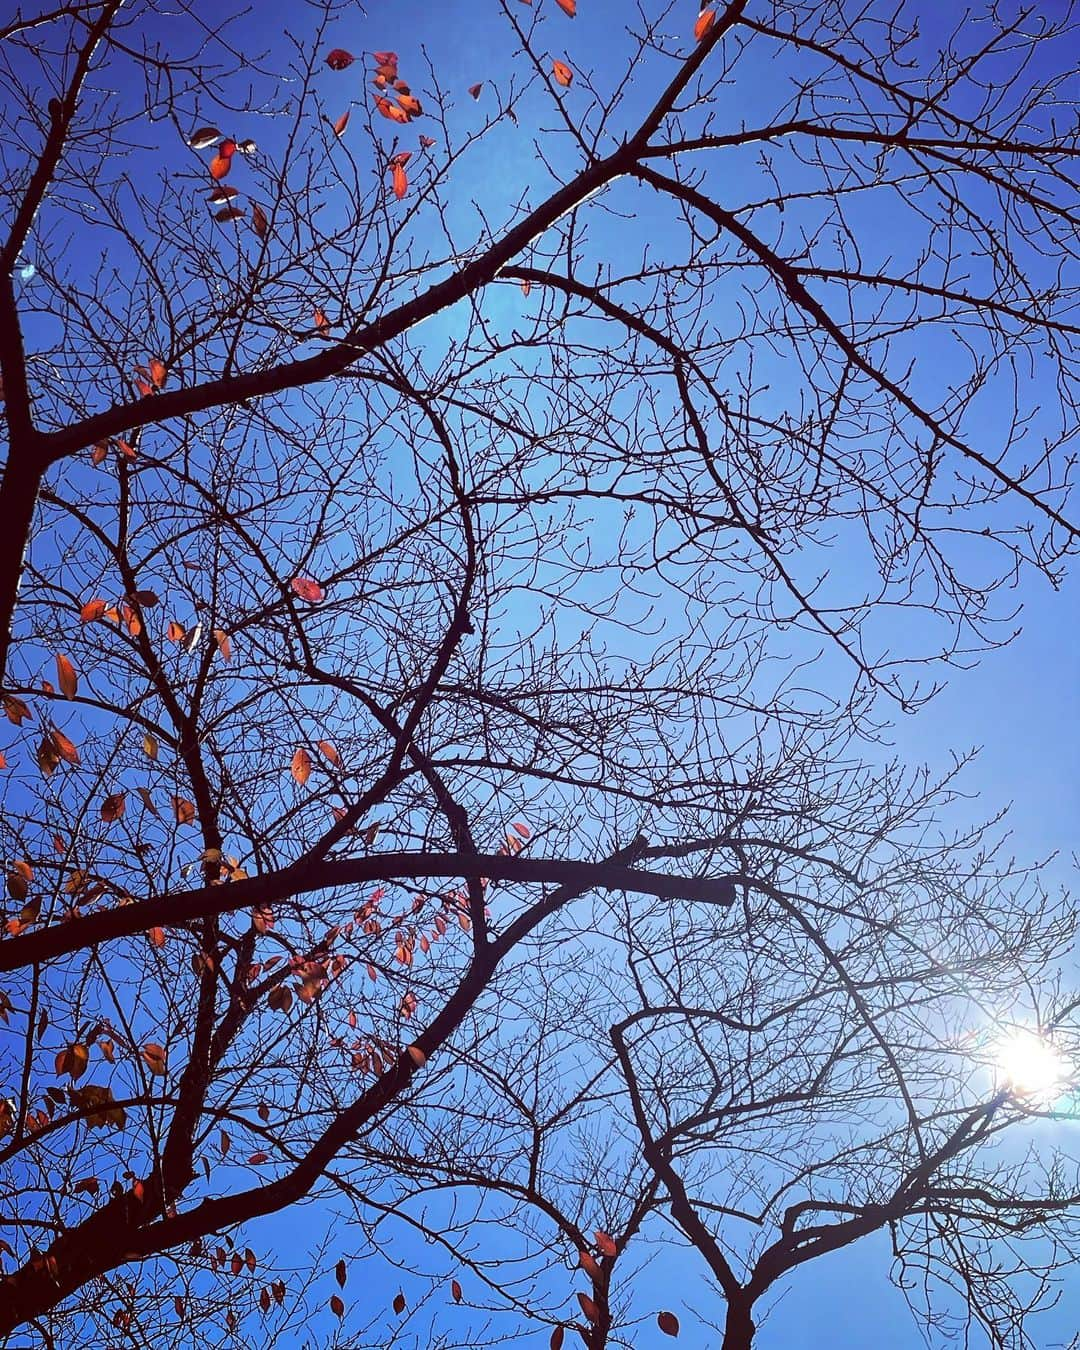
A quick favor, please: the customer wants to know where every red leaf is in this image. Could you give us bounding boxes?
[326,48,355,70]
[330,1294,345,1318]
[579,1249,601,1281]
[550,1329,565,1350]
[468,83,483,99]
[392,1291,406,1315]
[595,1230,617,1258]
[694,7,716,41]
[333,109,350,137]
[80,598,107,623]
[577,1292,599,1323]
[555,0,576,14]
[51,727,80,765]
[420,134,436,148]
[209,154,231,181]
[252,202,269,238]
[658,1311,680,1337]
[451,1278,463,1303]
[149,357,167,389]
[336,1258,347,1288]
[100,792,126,822]
[213,206,244,223]
[390,161,408,199]
[313,306,330,332]
[290,576,325,602]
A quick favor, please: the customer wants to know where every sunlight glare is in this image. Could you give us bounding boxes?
[993,1029,1072,1105]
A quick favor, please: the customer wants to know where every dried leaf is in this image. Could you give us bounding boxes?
[172,796,196,825]
[190,125,224,149]
[291,746,312,785]
[392,1291,406,1315]
[468,83,483,99]
[252,202,269,238]
[55,653,78,699]
[141,1043,167,1075]
[374,96,409,124]
[209,154,231,181]
[56,1043,89,1081]
[142,733,159,760]
[214,205,245,223]
[326,48,355,70]
[290,576,325,603]
[80,598,107,623]
[213,629,232,660]
[595,1230,617,1258]
[330,1294,345,1318]
[550,1329,565,1350]
[658,1311,680,1337]
[333,109,350,137]
[100,792,126,822]
[52,727,80,765]
[555,0,576,14]
[577,1292,599,1323]
[694,7,716,41]
[316,739,341,766]
[552,59,573,87]
[335,1258,347,1288]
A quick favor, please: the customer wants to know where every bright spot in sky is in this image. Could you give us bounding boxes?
[993,1029,1072,1104]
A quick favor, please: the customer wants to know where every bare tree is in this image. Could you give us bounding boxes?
[1,1,1079,1345]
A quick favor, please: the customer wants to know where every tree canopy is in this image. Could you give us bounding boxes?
[1,2,1079,1347]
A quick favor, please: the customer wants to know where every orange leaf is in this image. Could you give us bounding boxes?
[552,60,572,87]
[141,1043,167,1075]
[391,161,408,199]
[451,1278,462,1302]
[374,96,409,124]
[694,7,716,41]
[172,796,196,824]
[56,1043,89,1080]
[555,0,576,14]
[55,653,78,699]
[149,357,167,389]
[209,153,231,181]
[147,926,167,948]
[579,1250,602,1281]
[313,306,330,332]
[333,109,350,137]
[317,739,341,766]
[291,747,312,785]
[326,48,355,70]
[595,1230,617,1258]
[80,598,107,623]
[213,629,232,660]
[290,576,325,602]
[100,792,126,822]
[51,728,80,765]
[407,1044,427,1068]
[658,1311,680,1337]
[397,93,422,118]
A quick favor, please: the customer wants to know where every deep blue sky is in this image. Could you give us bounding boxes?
[7,0,1079,1345]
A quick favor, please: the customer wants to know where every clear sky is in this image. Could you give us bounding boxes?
[5,0,1079,1345]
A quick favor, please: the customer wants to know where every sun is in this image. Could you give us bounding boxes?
[993,1029,1072,1105]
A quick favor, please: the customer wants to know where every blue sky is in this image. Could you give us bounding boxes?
[5,0,1080,1345]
